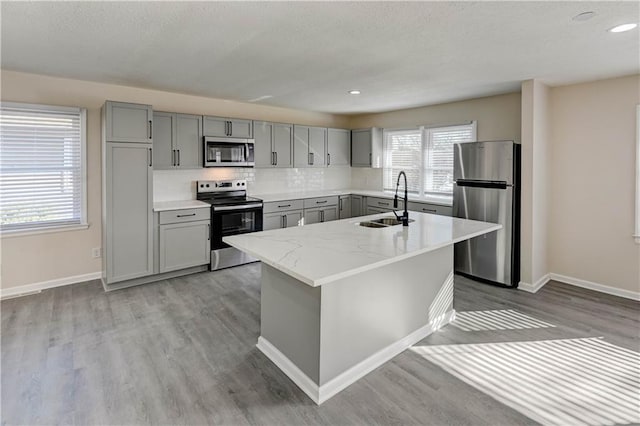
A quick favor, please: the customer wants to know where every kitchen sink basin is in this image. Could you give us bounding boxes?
[358,216,415,228]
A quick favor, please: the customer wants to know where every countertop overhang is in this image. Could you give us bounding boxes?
[224,212,501,287]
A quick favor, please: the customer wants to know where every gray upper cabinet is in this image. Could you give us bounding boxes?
[203,115,253,138]
[327,128,351,167]
[351,128,383,168]
[254,121,293,168]
[104,142,153,284]
[153,112,203,169]
[104,101,153,143]
[294,125,327,168]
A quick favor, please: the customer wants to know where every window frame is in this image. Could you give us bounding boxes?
[382,121,477,201]
[635,105,640,244]
[0,101,88,236]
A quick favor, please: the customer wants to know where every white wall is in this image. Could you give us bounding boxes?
[0,70,348,290]
[548,75,640,295]
[520,80,551,288]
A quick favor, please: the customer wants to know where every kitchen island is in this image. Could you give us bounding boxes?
[224,212,500,404]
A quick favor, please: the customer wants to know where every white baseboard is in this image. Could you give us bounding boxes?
[549,273,640,301]
[0,272,102,300]
[518,274,550,293]
[257,309,456,405]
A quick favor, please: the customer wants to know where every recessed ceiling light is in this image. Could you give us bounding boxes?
[348,90,361,95]
[572,11,595,22]
[608,23,638,33]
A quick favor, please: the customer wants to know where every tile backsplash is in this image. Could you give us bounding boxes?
[153,166,354,201]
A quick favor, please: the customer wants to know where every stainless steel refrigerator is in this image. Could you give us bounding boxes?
[453,140,521,287]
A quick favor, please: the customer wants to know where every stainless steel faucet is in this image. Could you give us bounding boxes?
[393,171,409,226]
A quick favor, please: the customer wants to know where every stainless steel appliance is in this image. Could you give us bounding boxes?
[203,136,255,167]
[453,140,521,287]
[196,179,263,270]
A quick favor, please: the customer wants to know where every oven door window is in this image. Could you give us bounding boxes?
[220,210,256,236]
[207,143,246,164]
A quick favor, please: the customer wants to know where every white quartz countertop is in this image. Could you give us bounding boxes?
[252,189,452,206]
[224,212,500,287]
[153,200,211,212]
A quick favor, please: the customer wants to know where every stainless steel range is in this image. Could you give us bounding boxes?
[196,179,263,270]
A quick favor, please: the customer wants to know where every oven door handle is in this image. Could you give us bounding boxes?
[213,204,263,212]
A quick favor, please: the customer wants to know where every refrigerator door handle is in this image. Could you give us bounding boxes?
[456,179,509,189]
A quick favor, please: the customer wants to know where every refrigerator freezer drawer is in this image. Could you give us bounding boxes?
[453,184,515,286]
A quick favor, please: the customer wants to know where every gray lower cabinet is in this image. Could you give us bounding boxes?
[153,112,203,169]
[339,195,352,219]
[366,206,391,215]
[294,125,327,168]
[203,115,253,138]
[104,142,153,284]
[254,121,293,168]
[104,101,153,143]
[367,196,404,211]
[351,128,383,167]
[351,195,364,217]
[407,201,453,216]
[304,206,338,224]
[264,210,304,230]
[327,128,351,167]
[158,219,211,273]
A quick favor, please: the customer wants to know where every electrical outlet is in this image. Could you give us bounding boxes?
[92,247,101,258]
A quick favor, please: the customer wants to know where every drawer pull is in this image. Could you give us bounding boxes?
[423,208,437,213]
[177,213,196,217]
[378,201,389,206]
[278,204,291,208]
[316,200,328,204]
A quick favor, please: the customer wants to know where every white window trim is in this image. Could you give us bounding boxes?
[0,102,88,237]
[382,121,476,203]
[635,105,640,244]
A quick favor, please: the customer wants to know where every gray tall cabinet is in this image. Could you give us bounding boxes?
[102,101,154,285]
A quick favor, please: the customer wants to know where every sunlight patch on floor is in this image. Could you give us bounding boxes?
[451,309,556,332]
[411,337,640,426]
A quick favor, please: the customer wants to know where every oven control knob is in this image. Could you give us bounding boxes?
[242,182,245,186]
[237,183,240,186]
[206,184,210,188]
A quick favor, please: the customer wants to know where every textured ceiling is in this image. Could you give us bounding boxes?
[1,1,638,114]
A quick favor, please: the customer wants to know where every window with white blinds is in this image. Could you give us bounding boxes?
[0,103,87,233]
[383,122,476,197]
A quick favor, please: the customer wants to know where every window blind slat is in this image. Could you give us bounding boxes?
[0,105,84,231]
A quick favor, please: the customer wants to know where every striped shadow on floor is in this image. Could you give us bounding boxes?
[451,309,556,332]
[411,337,640,426]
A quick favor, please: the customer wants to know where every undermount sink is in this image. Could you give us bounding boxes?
[358,216,415,228]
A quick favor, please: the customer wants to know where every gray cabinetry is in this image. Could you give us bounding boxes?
[263,199,304,230]
[304,206,338,225]
[351,128,383,168]
[407,201,453,216]
[254,121,293,168]
[351,195,364,217]
[294,125,327,168]
[327,128,351,167]
[339,195,352,219]
[104,142,153,283]
[158,209,210,273]
[104,101,153,143]
[153,112,203,169]
[203,116,253,138]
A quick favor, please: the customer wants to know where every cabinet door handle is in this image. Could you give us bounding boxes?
[274,151,278,165]
[320,210,324,222]
[327,153,330,166]
[423,208,437,213]
[177,150,180,166]
[369,152,372,165]
[177,213,196,217]
[229,121,233,136]
[339,198,342,210]
[207,224,211,240]
[149,148,153,167]
[224,121,229,136]
[278,204,291,208]
[149,120,152,139]
[284,215,288,228]
[271,152,275,165]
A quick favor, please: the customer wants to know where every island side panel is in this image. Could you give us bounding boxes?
[260,263,321,384]
[318,245,454,386]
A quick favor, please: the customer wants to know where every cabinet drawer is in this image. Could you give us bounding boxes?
[407,202,452,216]
[263,199,304,214]
[303,196,338,208]
[159,208,210,224]
[366,196,403,209]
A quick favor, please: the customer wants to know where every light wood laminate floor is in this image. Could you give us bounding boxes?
[2,264,638,425]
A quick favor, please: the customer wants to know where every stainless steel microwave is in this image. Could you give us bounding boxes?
[203,137,255,167]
